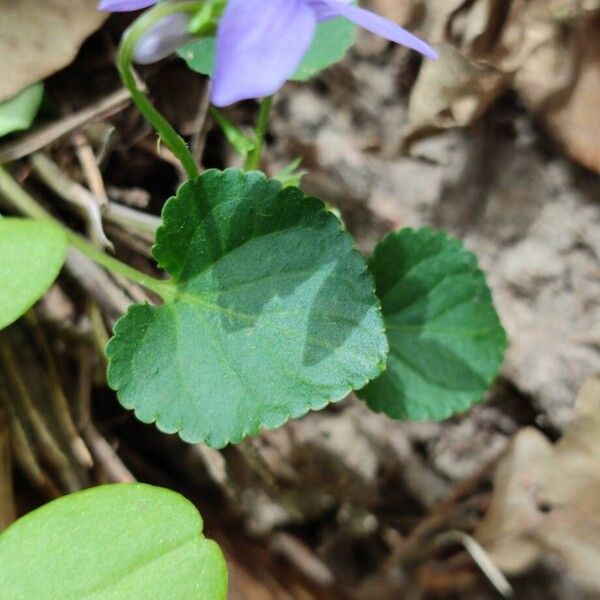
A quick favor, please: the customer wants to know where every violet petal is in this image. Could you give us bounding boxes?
[98,0,157,12]
[211,0,317,106]
[310,0,438,59]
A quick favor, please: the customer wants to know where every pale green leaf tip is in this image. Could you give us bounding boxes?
[0,83,44,137]
[0,218,67,331]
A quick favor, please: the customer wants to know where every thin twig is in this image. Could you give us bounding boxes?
[0,406,15,530]
[77,332,134,483]
[190,81,212,165]
[0,386,56,497]
[0,340,83,493]
[30,152,113,250]
[106,185,150,209]
[0,88,131,163]
[104,225,154,259]
[72,131,109,206]
[104,201,160,235]
[87,302,110,366]
[110,272,151,305]
[65,250,132,318]
[34,310,94,348]
[270,532,335,588]
[24,313,93,469]
[84,424,136,484]
[435,531,513,598]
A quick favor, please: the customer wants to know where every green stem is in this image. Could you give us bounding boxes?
[209,107,255,158]
[244,96,273,171]
[117,1,205,181]
[65,233,174,300]
[0,165,175,302]
[0,164,51,223]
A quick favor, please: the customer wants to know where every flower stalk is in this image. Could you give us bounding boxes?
[117,1,205,180]
[244,96,273,171]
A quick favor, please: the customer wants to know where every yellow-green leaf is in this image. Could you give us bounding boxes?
[0,218,67,331]
[0,484,228,599]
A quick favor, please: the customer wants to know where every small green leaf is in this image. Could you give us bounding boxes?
[0,83,44,137]
[0,218,67,331]
[0,484,228,599]
[358,228,506,421]
[178,37,215,77]
[293,17,356,81]
[106,169,387,448]
[273,158,307,188]
[178,17,356,83]
[210,107,255,157]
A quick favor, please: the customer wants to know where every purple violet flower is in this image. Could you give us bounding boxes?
[213,0,437,106]
[99,0,437,107]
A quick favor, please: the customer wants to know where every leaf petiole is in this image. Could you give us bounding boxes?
[0,165,174,302]
[66,232,175,301]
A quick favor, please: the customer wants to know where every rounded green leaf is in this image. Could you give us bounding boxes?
[106,169,387,448]
[293,17,356,81]
[0,218,67,330]
[0,83,44,137]
[178,17,356,82]
[0,484,228,600]
[358,228,506,421]
[178,37,215,77]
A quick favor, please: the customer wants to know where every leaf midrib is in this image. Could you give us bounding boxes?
[170,290,375,359]
[389,341,489,391]
[184,266,359,300]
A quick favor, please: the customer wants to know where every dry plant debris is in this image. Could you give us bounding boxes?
[0,0,107,102]
[400,0,600,172]
[477,376,600,593]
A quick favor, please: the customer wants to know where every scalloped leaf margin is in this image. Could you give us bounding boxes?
[106,169,387,448]
[358,227,507,421]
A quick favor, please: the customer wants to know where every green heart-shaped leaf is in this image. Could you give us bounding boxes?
[358,228,506,420]
[0,218,67,330]
[107,169,387,448]
[178,17,356,83]
[0,83,44,137]
[0,484,228,599]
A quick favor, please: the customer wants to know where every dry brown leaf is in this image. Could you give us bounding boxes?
[406,0,600,172]
[539,19,600,173]
[402,0,517,144]
[511,6,600,173]
[476,376,600,593]
[403,43,507,143]
[367,0,419,27]
[0,0,107,102]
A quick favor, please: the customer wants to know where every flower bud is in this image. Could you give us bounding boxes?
[133,13,193,65]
